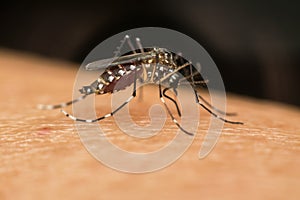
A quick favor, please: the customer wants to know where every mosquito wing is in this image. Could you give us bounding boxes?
[85,57,118,70]
[85,51,155,71]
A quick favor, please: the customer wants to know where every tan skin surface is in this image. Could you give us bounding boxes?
[1,50,300,200]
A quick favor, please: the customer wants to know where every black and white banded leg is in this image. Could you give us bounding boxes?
[162,87,182,117]
[159,81,194,136]
[197,94,236,116]
[188,62,236,117]
[61,68,138,122]
[193,89,243,125]
[135,36,147,101]
[37,94,89,110]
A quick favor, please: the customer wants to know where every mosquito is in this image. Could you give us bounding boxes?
[38,35,243,136]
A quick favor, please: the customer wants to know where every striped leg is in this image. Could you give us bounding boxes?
[37,94,88,110]
[159,81,194,136]
[162,87,182,117]
[187,63,236,116]
[193,89,243,125]
[61,68,138,123]
[197,94,236,116]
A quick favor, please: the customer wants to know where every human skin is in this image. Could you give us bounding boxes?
[1,50,300,200]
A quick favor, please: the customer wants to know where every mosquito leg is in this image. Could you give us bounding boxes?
[187,64,240,123]
[37,94,88,110]
[62,68,138,122]
[162,87,182,117]
[179,80,209,86]
[125,35,136,53]
[186,63,236,116]
[159,82,194,136]
[197,94,237,116]
[135,37,147,101]
[177,66,208,86]
[135,38,144,53]
[193,90,243,124]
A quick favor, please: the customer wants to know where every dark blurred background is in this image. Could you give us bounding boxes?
[0,1,299,106]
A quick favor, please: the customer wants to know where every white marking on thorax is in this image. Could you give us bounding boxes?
[130,65,136,70]
[98,84,104,90]
[118,69,125,76]
[108,75,114,82]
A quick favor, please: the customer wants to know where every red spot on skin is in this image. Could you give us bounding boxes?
[36,127,52,135]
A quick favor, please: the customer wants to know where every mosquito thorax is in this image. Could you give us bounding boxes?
[154,48,175,66]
